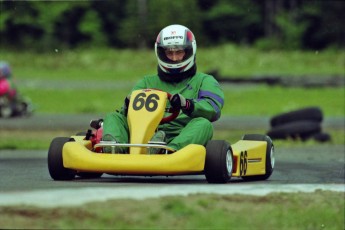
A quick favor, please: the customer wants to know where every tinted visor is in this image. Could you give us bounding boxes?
[157,45,193,64]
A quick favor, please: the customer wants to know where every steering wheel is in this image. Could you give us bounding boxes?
[161,92,180,124]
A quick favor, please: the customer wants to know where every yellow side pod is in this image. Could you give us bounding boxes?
[63,141,206,175]
[231,140,267,177]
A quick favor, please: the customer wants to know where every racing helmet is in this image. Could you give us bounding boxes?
[0,61,11,79]
[155,24,197,75]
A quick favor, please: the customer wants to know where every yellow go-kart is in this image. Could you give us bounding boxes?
[48,89,274,183]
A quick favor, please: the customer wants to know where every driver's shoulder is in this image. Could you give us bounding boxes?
[143,74,160,82]
[195,72,216,80]
[190,72,218,85]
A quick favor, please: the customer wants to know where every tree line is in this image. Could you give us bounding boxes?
[0,0,343,51]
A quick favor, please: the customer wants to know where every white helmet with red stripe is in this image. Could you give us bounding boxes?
[155,24,197,74]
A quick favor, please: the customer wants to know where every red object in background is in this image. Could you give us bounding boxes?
[0,78,10,96]
[0,78,16,99]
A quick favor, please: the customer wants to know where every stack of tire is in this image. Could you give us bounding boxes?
[267,107,331,142]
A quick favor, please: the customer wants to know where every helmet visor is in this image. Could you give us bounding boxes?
[157,45,193,64]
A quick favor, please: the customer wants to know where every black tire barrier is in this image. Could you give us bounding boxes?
[270,107,323,127]
[267,120,321,141]
[312,132,331,142]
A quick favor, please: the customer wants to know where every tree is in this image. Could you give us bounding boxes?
[0,0,343,50]
[118,0,201,48]
[201,0,262,45]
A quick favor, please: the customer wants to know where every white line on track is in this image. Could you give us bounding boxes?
[0,184,343,207]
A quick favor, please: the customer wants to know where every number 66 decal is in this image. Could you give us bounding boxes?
[132,92,160,112]
[240,151,248,176]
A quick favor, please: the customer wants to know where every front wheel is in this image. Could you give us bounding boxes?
[48,137,76,180]
[241,134,274,181]
[0,97,13,118]
[204,140,233,183]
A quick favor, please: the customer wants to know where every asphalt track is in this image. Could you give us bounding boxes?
[0,114,344,207]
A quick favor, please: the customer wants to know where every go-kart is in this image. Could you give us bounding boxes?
[48,89,274,183]
[0,78,32,118]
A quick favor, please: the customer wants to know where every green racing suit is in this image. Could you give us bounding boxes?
[102,72,224,151]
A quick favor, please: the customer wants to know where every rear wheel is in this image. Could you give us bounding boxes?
[204,140,233,183]
[241,134,274,181]
[48,137,76,180]
[0,97,13,118]
[0,105,12,118]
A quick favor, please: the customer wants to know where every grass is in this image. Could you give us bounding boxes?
[199,44,345,77]
[1,44,344,81]
[1,45,343,116]
[17,84,344,116]
[0,191,343,229]
[0,46,344,229]
[1,45,344,149]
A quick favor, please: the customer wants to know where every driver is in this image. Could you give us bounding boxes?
[102,24,224,153]
[0,61,18,100]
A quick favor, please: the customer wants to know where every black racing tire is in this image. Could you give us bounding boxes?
[241,134,275,181]
[48,137,76,180]
[77,172,103,179]
[270,107,323,127]
[312,132,331,142]
[267,120,321,141]
[0,105,12,118]
[204,140,233,184]
[0,99,13,118]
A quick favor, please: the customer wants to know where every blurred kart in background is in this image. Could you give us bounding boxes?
[0,78,33,118]
[48,89,274,183]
